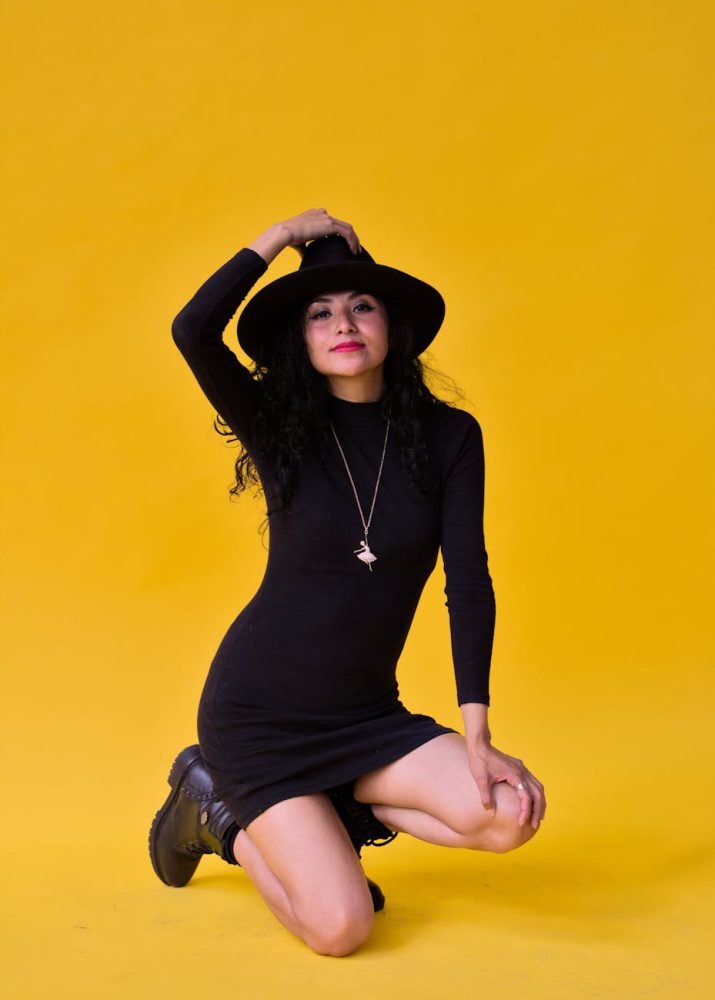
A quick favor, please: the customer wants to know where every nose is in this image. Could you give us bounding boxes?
[335,301,357,334]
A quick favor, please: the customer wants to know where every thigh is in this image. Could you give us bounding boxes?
[353,732,507,836]
[243,791,374,928]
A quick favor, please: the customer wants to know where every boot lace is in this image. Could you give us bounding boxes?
[326,783,399,851]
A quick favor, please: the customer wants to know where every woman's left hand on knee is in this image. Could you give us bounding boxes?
[466,740,546,830]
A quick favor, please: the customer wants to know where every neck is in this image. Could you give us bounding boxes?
[325,373,386,404]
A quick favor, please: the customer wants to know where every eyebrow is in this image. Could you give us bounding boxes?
[307,291,372,306]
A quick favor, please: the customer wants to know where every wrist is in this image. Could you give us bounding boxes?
[247,222,291,266]
[459,702,491,747]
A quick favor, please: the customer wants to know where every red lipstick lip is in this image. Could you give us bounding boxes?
[331,341,364,351]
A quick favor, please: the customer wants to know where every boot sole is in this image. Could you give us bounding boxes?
[148,743,203,886]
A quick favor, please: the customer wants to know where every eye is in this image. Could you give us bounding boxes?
[307,300,375,321]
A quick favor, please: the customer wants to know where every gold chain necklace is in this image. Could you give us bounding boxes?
[329,419,391,572]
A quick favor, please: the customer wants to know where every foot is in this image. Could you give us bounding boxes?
[325,779,396,912]
[325,780,399,854]
[148,744,240,887]
[366,877,385,912]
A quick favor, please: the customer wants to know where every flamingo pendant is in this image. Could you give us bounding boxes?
[354,539,377,571]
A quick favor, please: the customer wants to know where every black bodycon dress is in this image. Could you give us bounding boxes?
[171,246,497,831]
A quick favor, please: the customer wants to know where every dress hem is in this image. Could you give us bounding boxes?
[233,724,460,830]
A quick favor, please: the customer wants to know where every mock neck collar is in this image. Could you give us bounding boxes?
[325,391,390,427]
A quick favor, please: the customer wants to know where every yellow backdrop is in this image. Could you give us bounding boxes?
[2,1,713,996]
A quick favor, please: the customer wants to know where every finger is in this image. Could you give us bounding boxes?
[528,782,544,828]
[328,217,361,254]
[522,770,546,825]
[512,777,533,826]
[334,223,360,254]
[516,774,540,828]
[475,775,495,812]
[518,789,533,826]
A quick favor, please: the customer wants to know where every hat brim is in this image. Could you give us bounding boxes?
[236,261,445,365]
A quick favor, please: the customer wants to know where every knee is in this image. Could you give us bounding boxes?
[488,816,538,854]
[466,781,540,854]
[301,906,374,957]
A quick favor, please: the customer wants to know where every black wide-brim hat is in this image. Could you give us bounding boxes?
[237,234,445,366]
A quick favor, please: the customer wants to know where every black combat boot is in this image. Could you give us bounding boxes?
[149,745,389,913]
[149,744,241,887]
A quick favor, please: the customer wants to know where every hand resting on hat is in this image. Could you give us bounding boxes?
[248,208,361,267]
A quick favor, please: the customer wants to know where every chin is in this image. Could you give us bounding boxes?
[326,356,370,371]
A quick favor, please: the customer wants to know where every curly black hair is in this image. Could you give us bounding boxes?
[213,295,466,544]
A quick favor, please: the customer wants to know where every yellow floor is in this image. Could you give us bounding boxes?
[4,816,713,998]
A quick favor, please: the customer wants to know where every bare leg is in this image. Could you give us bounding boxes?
[230,828,314,938]
[354,734,540,854]
[227,794,374,956]
[368,780,529,852]
[370,802,475,847]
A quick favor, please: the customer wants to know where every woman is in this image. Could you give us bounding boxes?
[149,207,546,956]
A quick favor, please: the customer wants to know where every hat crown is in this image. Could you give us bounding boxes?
[299,234,375,271]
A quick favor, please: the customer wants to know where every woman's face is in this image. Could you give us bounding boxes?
[302,289,389,385]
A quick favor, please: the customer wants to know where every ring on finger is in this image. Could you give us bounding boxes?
[516,781,528,791]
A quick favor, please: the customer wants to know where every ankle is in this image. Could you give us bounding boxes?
[220,820,242,866]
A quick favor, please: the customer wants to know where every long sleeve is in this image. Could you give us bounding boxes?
[170,247,269,448]
[439,411,497,707]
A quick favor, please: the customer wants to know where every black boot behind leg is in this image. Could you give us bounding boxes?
[325,779,397,913]
[148,744,241,887]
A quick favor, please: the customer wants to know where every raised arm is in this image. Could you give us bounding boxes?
[171,239,272,449]
[171,212,362,449]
